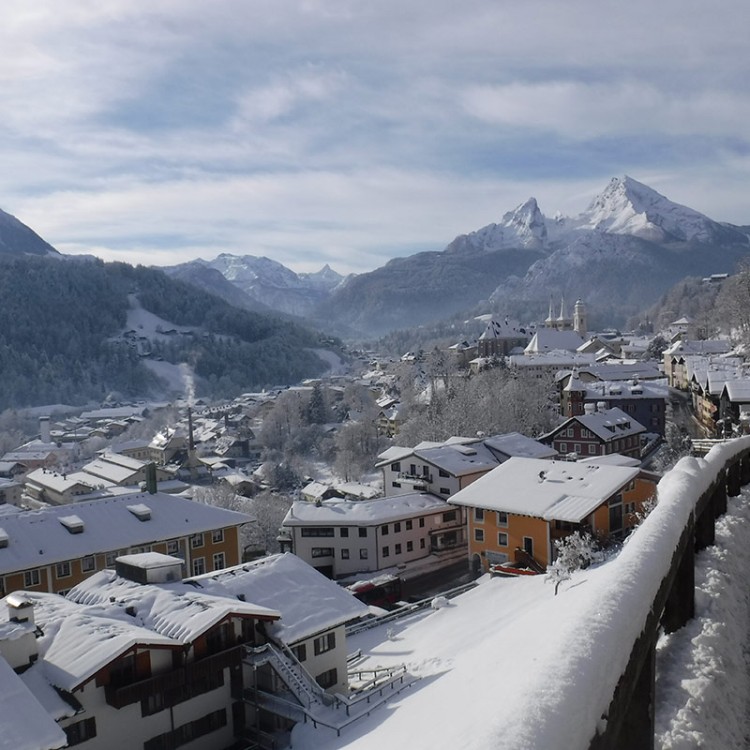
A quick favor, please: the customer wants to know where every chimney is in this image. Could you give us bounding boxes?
[583,403,596,415]
[145,462,158,494]
[39,416,51,444]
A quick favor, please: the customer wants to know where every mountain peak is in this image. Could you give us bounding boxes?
[578,176,746,244]
[500,197,547,244]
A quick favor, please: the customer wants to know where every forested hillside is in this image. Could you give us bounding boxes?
[0,256,331,409]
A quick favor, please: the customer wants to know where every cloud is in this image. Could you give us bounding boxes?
[461,81,750,140]
[1,0,749,277]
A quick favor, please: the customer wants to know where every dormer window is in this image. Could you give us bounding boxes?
[59,515,84,534]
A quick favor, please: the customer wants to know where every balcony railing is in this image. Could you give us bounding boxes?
[105,646,242,710]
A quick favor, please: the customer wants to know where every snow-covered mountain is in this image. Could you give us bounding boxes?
[446,197,549,253]
[164,254,348,318]
[323,176,750,334]
[569,175,745,245]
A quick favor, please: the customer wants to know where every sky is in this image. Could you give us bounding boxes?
[1,1,749,275]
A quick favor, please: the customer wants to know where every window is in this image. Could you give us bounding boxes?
[438,468,450,478]
[56,561,71,579]
[340,527,349,537]
[474,508,484,523]
[381,524,389,535]
[440,487,450,495]
[406,540,413,552]
[359,549,368,559]
[81,556,95,573]
[300,527,334,537]
[474,528,485,542]
[392,482,401,488]
[405,520,413,531]
[311,547,334,558]
[341,548,350,559]
[394,522,401,533]
[292,644,307,662]
[211,529,224,544]
[390,461,401,472]
[190,533,204,548]
[192,557,206,576]
[566,427,574,437]
[382,546,390,558]
[24,569,41,587]
[420,538,426,549]
[574,444,581,453]
[410,464,416,475]
[105,551,118,567]
[313,632,336,655]
[358,527,368,538]
[64,717,97,746]
[419,517,425,528]
[496,511,508,527]
[316,668,338,689]
[559,442,567,452]
[395,543,402,555]
[588,444,597,454]
[442,510,457,522]
[212,552,225,570]
[498,532,508,547]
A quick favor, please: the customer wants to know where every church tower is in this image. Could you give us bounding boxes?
[573,299,587,338]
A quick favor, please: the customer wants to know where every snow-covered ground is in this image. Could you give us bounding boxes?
[654,487,750,748]
[289,441,750,750]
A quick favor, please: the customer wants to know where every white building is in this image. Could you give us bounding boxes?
[281,493,466,579]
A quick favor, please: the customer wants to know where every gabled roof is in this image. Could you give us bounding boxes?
[449,457,639,523]
[525,329,585,354]
[0,655,67,749]
[546,407,646,442]
[413,443,499,476]
[482,433,557,461]
[283,493,454,527]
[0,492,251,576]
[721,379,750,403]
[67,570,280,644]
[187,553,369,644]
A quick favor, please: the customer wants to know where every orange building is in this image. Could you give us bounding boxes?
[450,457,657,573]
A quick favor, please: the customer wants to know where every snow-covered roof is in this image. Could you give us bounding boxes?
[413,443,499,476]
[0,656,66,750]
[188,553,369,644]
[284,493,454,527]
[721,380,750,403]
[449,457,639,522]
[524,329,585,354]
[552,407,646,442]
[67,569,279,645]
[25,468,103,494]
[483,432,557,460]
[0,492,252,575]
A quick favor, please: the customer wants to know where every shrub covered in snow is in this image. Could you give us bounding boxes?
[546,531,603,595]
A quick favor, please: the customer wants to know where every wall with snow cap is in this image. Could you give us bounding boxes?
[499,437,750,749]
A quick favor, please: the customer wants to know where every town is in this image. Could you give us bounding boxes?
[1,288,747,750]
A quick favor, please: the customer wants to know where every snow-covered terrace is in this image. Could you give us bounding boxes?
[289,438,750,749]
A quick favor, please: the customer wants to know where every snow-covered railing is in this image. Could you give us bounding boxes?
[502,437,750,750]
